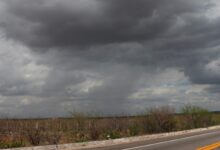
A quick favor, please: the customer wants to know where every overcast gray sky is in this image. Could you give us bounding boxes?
[0,0,220,117]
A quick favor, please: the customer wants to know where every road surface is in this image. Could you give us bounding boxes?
[83,128,220,150]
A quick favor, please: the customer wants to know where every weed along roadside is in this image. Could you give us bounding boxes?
[0,105,220,149]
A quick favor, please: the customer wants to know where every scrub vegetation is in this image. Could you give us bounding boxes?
[0,105,219,148]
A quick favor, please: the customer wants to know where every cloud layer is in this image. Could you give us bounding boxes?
[0,0,220,117]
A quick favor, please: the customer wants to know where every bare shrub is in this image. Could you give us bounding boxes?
[143,106,176,133]
[71,112,87,132]
[69,112,90,142]
[25,123,45,146]
[45,131,61,145]
[44,119,62,145]
[102,118,130,139]
[89,120,100,140]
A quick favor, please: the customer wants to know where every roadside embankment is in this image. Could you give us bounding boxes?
[4,125,220,150]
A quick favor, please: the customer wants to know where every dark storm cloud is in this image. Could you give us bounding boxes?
[1,0,211,48]
[184,63,220,85]
[0,0,220,117]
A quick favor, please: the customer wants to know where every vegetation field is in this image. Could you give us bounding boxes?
[0,105,220,149]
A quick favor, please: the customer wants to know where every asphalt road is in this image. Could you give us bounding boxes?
[83,128,220,150]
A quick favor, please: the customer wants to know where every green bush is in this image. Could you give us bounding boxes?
[0,140,25,149]
[128,123,141,136]
[181,105,213,129]
[105,131,121,139]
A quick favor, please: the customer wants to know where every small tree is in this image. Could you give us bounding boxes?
[181,105,213,129]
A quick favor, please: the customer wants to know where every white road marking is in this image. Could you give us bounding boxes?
[122,131,220,150]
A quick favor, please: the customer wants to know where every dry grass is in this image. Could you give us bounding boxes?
[0,105,219,148]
